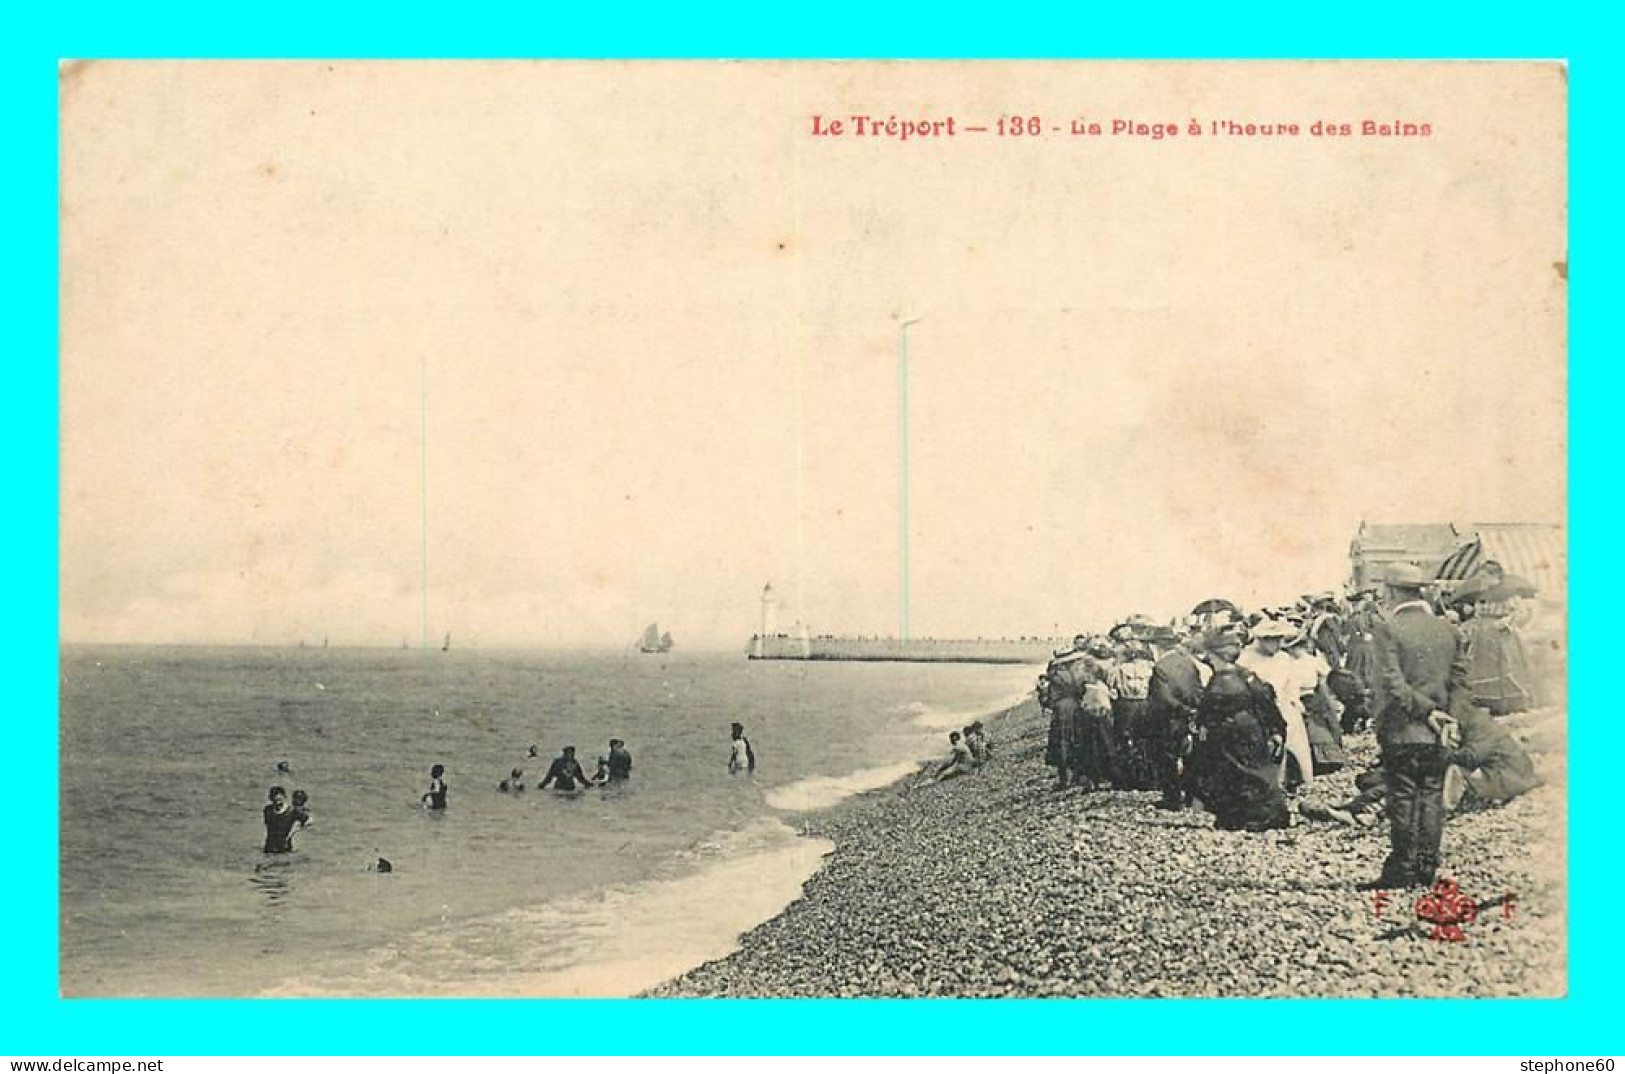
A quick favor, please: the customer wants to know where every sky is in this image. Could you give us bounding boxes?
[59,61,1567,648]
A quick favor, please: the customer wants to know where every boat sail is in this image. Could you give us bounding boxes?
[639,623,674,654]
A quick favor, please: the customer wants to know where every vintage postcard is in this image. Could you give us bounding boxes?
[59,61,1565,998]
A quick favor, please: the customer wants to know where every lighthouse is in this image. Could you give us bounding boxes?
[755,583,779,657]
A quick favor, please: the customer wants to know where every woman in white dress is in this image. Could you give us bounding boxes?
[1286,625,1349,774]
[1236,619,1316,790]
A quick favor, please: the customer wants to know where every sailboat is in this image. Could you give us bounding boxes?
[442,632,452,652]
[638,623,674,654]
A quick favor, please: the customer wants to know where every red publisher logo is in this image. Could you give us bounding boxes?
[1414,879,1479,942]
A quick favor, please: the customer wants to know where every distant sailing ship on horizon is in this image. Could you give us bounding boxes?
[442,632,451,652]
[638,623,674,654]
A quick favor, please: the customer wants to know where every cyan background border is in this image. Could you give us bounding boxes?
[10,3,1614,1055]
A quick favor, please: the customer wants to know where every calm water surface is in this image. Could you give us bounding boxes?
[60,646,1033,996]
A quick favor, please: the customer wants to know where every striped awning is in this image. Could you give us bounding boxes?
[1434,524,1566,601]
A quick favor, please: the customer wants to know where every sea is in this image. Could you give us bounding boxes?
[59,645,1036,997]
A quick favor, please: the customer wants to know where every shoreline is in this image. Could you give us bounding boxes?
[648,695,1567,998]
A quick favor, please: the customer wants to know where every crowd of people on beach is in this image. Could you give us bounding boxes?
[1020,560,1547,890]
[258,555,1550,897]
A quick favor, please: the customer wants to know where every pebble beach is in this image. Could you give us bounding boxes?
[649,696,1566,998]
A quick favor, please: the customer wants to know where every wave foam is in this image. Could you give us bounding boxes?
[260,821,832,999]
[763,760,923,812]
[903,681,1034,730]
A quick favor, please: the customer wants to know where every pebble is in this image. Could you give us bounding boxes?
[646,701,1566,998]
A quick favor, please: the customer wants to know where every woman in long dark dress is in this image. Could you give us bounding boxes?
[1046,651,1114,790]
[1190,632,1291,832]
[1337,597,1383,734]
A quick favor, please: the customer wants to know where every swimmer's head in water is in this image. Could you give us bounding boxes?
[510,767,523,779]
[276,761,290,773]
[430,764,445,779]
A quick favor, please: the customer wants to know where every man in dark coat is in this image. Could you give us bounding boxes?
[1363,563,1472,889]
[1335,593,1383,733]
[1145,634,1208,809]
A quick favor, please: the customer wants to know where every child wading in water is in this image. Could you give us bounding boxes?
[290,789,312,829]
[422,764,449,810]
[728,722,756,775]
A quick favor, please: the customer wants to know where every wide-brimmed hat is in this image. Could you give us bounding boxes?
[1250,618,1298,641]
[1384,563,1431,589]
